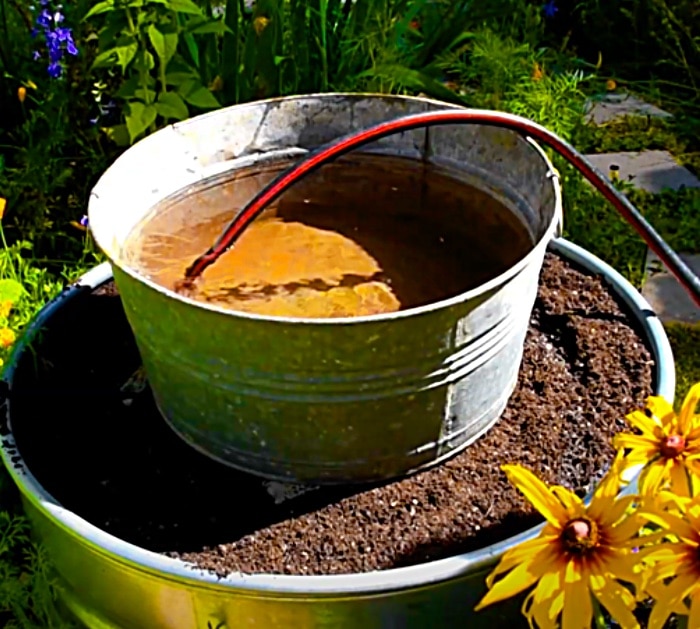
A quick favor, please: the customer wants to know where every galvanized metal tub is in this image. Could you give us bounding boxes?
[87,93,563,484]
[0,239,674,628]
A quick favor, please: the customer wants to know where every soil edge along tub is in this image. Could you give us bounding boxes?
[0,239,675,629]
[86,93,563,484]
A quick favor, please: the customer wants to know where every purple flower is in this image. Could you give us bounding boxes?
[47,62,62,78]
[79,215,88,228]
[31,1,78,78]
[543,0,558,18]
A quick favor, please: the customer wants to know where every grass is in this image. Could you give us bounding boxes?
[665,322,700,404]
[0,0,699,625]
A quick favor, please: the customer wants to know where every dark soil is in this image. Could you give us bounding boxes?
[7,252,654,577]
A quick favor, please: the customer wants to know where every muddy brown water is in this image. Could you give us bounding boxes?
[122,153,534,318]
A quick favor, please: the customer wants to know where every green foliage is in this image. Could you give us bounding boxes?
[0,512,76,628]
[442,29,591,142]
[84,0,228,143]
[574,113,700,176]
[558,169,650,288]
[664,322,700,405]
[570,0,700,98]
[557,170,700,289]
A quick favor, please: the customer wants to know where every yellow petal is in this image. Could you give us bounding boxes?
[679,383,700,435]
[593,494,636,528]
[591,577,639,629]
[551,485,584,512]
[640,459,672,495]
[648,586,687,629]
[522,589,559,629]
[502,465,569,527]
[484,536,555,587]
[613,432,659,453]
[606,513,643,546]
[526,571,563,629]
[651,510,697,542]
[0,197,5,221]
[561,563,592,629]
[689,591,700,629]
[598,550,644,589]
[668,460,692,496]
[475,545,559,611]
[646,395,677,425]
[645,580,688,614]
[593,454,627,500]
[654,573,697,621]
[625,409,663,436]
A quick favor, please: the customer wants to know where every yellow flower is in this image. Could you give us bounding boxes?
[474,459,643,629]
[17,86,26,103]
[0,300,13,319]
[640,492,700,628]
[0,327,15,348]
[209,75,223,92]
[532,62,544,81]
[606,79,617,91]
[614,384,700,497]
[0,197,6,220]
[253,16,270,35]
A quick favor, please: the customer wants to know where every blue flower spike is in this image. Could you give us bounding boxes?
[31,0,78,78]
[543,0,558,18]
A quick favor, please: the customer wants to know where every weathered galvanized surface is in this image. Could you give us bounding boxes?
[0,239,675,628]
[88,94,563,483]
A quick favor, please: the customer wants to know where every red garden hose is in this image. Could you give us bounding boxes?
[182,109,700,308]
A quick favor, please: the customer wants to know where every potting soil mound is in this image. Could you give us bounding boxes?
[8,253,654,576]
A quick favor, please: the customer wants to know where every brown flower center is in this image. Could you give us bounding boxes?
[561,517,599,553]
[660,434,686,459]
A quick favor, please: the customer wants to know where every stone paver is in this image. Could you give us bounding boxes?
[584,150,700,194]
[642,251,700,324]
[583,94,700,324]
[584,92,673,125]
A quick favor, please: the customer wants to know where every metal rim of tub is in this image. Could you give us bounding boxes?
[89,92,563,327]
[0,236,675,596]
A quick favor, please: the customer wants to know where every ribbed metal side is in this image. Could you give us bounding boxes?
[88,94,563,483]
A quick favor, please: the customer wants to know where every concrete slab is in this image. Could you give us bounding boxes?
[584,150,700,193]
[643,251,700,324]
[584,93,673,125]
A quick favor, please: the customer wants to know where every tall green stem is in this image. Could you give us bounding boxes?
[221,0,240,104]
[592,597,607,629]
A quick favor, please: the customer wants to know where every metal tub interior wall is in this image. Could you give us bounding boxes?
[22,493,526,629]
[88,94,562,484]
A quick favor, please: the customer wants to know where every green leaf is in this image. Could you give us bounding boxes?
[0,279,25,303]
[83,0,115,20]
[147,24,178,66]
[165,71,198,86]
[133,49,155,72]
[155,91,189,120]
[116,73,155,99]
[168,0,205,15]
[125,102,158,141]
[134,87,157,101]
[186,19,230,35]
[177,79,220,109]
[92,42,138,71]
[101,124,132,147]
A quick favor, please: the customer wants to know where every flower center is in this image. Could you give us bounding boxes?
[660,434,686,458]
[561,517,599,553]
